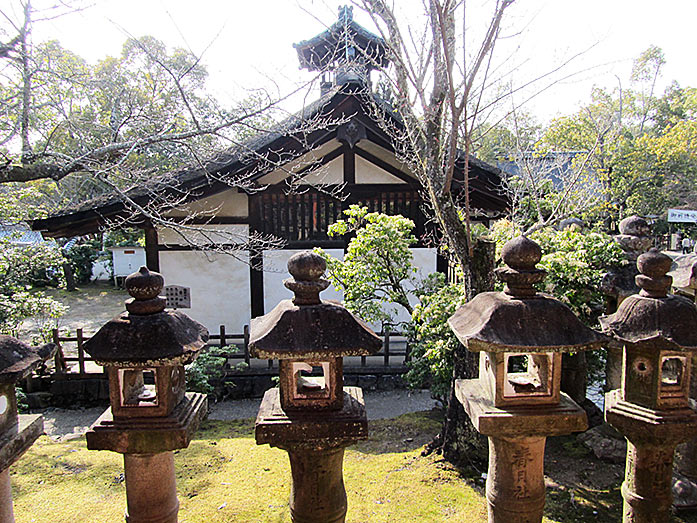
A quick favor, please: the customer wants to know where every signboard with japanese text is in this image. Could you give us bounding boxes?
[668,209,697,223]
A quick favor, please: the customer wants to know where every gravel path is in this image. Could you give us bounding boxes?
[40,389,439,441]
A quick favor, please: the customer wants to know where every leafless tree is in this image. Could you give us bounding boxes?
[354,0,515,297]
[0,0,349,257]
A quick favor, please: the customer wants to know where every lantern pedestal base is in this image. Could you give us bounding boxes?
[605,390,697,523]
[455,379,587,523]
[86,392,207,454]
[255,387,367,523]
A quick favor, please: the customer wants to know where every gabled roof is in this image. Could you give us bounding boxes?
[31,84,509,238]
[293,6,388,72]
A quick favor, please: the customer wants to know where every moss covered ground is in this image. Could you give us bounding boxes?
[10,411,697,522]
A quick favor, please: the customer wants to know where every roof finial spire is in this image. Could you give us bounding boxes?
[338,5,353,23]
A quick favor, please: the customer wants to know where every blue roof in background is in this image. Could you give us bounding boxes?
[0,224,52,245]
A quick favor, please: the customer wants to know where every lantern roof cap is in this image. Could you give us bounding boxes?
[0,336,56,385]
[600,249,697,349]
[448,236,606,353]
[249,251,381,359]
[83,267,208,366]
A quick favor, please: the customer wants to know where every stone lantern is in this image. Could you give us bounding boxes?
[601,248,697,523]
[251,251,381,523]
[84,266,208,523]
[449,236,605,523]
[0,336,55,522]
[601,215,653,390]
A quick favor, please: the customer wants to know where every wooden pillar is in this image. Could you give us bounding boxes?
[143,225,159,272]
[342,144,355,185]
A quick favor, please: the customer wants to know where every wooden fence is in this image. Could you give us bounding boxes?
[50,325,411,377]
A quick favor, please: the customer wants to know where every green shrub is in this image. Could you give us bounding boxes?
[406,274,467,402]
[64,243,99,284]
[186,345,247,395]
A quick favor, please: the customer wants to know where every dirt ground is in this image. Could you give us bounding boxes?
[20,281,127,340]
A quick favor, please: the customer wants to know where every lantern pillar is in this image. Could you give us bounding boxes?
[251,252,382,523]
[449,236,605,523]
[124,453,179,523]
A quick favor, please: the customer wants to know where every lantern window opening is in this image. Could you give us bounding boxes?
[661,356,685,387]
[119,368,159,407]
[292,361,332,400]
[503,353,553,398]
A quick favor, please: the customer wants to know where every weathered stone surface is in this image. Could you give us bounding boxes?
[255,387,367,449]
[606,390,697,522]
[673,474,697,511]
[287,447,348,523]
[455,379,587,438]
[457,379,586,523]
[0,336,56,385]
[605,390,697,444]
[124,452,179,523]
[249,301,381,359]
[669,254,697,290]
[0,414,43,473]
[84,311,208,366]
[249,251,381,360]
[449,236,606,354]
[86,392,207,454]
[83,267,208,366]
[601,250,697,350]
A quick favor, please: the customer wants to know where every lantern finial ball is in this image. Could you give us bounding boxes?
[636,248,672,298]
[125,266,166,314]
[500,235,542,271]
[284,251,329,305]
[287,251,326,282]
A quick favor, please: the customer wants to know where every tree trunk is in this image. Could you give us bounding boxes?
[62,262,76,292]
[429,239,495,468]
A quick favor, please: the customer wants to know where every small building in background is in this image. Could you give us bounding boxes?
[108,246,146,285]
[31,7,510,333]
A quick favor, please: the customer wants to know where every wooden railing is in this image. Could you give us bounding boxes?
[50,325,410,377]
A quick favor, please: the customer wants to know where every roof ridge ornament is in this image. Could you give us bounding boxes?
[495,235,547,298]
[338,5,353,24]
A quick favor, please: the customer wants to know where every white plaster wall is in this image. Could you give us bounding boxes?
[378,247,438,329]
[257,140,342,186]
[263,249,344,312]
[355,155,403,184]
[159,250,251,333]
[165,190,248,218]
[157,224,249,246]
[299,156,344,185]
